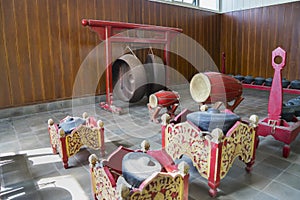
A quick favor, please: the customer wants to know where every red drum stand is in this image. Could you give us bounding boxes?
[147,90,180,123]
[257,47,300,158]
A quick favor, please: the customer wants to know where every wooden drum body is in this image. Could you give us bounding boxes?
[148,90,180,123]
[190,72,244,111]
[149,90,180,109]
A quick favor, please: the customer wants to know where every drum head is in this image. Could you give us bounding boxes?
[190,73,211,103]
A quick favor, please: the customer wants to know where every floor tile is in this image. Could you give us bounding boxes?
[263,181,300,200]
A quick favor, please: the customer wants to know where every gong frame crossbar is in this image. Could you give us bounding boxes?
[82,19,183,113]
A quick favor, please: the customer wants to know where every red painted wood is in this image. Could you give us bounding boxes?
[60,136,69,169]
[268,47,286,121]
[257,47,300,158]
[150,91,180,108]
[242,84,300,95]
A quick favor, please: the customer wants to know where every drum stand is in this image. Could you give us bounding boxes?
[148,103,179,123]
[82,19,182,114]
[257,47,300,158]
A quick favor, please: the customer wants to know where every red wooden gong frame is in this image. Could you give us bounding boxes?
[257,47,300,158]
[82,19,182,113]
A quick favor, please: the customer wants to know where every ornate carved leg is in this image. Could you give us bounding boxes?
[49,133,57,154]
[52,144,57,154]
[208,181,219,198]
[59,129,69,169]
[48,119,58,154]
[245,159,255,172]
[208,141,222,198]
[246,132,258,172]
[100,133,105,157]
[283,144,290,158]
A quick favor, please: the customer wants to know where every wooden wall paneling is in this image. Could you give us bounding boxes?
[225,14,231,73]
[188,9,196,77]
[234,11,242,76]
[258,7,266,77]
[92,0,103,95]
[71,0,85,97]
[48,0,65,99]
[229,13,241,74]
[88,0,102,97]
[275,6,287,79]
[14,0,35,103]
[248,9,256,77]
[245,10,252,77]
[178,5,188,80]
[67,0,80,96]
[168,5,179,84]
[294,3,300,80]
[266,6,277,78]
[59,0,73,98]
[194,10,203,75]
[26,0,45,102]
[187,8,194,79]
[74,0,94,97]
[221,1,300,82]
[2,0,24,106]
[199,10,205,73]
[37,0,55,102]
[182,7,189,79]
[288,3,300,81]
[0,0,12,107]
[263,7,271,78]
[214,14,221,70]
[93,0,105,94]
[220,13,226,73]
[283,3,294,80]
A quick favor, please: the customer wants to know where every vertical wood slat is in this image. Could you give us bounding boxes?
[0,0,12,107]
[2,0,24,105]
[27,0,45,102]
[13,0,33,103]
[221,1,300,81]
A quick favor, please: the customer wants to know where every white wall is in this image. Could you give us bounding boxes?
[220,0,299,13]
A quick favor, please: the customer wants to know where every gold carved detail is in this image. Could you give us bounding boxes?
[220,122,255,179]
[66,131,84,157]
[65,125,102,157]
[93,167,119,200]
[74,125,101,149]
[165,122,211,179]
[130,173,184,200]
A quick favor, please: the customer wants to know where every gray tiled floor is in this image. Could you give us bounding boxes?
[1,85,300,200]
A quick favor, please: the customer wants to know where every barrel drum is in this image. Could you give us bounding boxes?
[148,90,180,123]
[148,90,180,109]
[190,72,243,111]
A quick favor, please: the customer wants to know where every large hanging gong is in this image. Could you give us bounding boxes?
[144,54,166,96]
[112,54,147,103]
